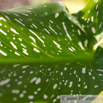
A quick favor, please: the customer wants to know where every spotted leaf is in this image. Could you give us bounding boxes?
[0,1,103,103]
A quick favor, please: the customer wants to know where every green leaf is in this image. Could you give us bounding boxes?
[0,1,103,103]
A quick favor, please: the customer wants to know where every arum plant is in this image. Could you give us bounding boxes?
[0,0,103,103]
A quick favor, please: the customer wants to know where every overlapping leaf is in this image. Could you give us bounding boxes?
[0,0,103,103]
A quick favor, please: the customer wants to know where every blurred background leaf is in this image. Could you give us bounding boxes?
[91,91,103,103]
[0,0,88,13]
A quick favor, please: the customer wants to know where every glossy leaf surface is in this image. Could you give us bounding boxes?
[0,0,103,103]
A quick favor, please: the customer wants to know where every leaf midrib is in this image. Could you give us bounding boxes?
[0,54,93,64]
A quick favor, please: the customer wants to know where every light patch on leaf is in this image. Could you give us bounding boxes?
[32,23,38,28]
[18,38,22,41]
[82,67,86,74]
[77,29,81,35]
[22,48,29,55]
[10,42,17,49]
[28,95,34,99]
[17,81,22,85]
[0,23,2,26]
[78,41,85,50]
[0,79,10,86]
[44,94,48,99]
[69,81,73,87]
[99,22,102,28]
[29,36,36,43]
[30,77,37,83]
[15,52,20,56]
[21,43,26,48]
[13,64,20,67]
[68,48,73,52]
[44,28,50,34]
[91,16,94,22]
[84,39,88,47]
[0,29,7,35]
[12,89,20,94]
[15,19,25,26]
[53,84,57,89]
[49,26,57,34]
[94,0,98,3]
[10,28,19,34]
[29,29,44,43]
[0,17,6,22]
[62,22,72,41]
[4,15,10,20]
[0,50,7,56]
[22,65,29,69]
[50,20,53,24]
[55,13,59,18]
[33,48,40,53]
[53,40,61,50]
[19,93,24,98]
[92,27,96,34]
[35,78,41,85]
[95,4,99,10]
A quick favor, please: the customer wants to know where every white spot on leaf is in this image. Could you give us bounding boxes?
[69,81,73,87]
[10,28,19,34]
[53,40,61,50]
[28,95,34,99]
[0,17,6,22]
[10,42,17,49]
[55,13,59,18]
[15,52,20,56]
[92,27,96,33]
[44,94,48,99]
[33,48,40,53]
[29,36,36,43]
[62,22,72,40]
[29,29,44,43]
[35,78,41,85]
[82,67,86,74]
[30,77,37,83]
[0,79,10,86]
[53,84,57,89]
[0,29,7,35]
[78,41,85,50]
[0,50,7,56]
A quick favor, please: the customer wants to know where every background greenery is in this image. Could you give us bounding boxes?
[0,0,88,13]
